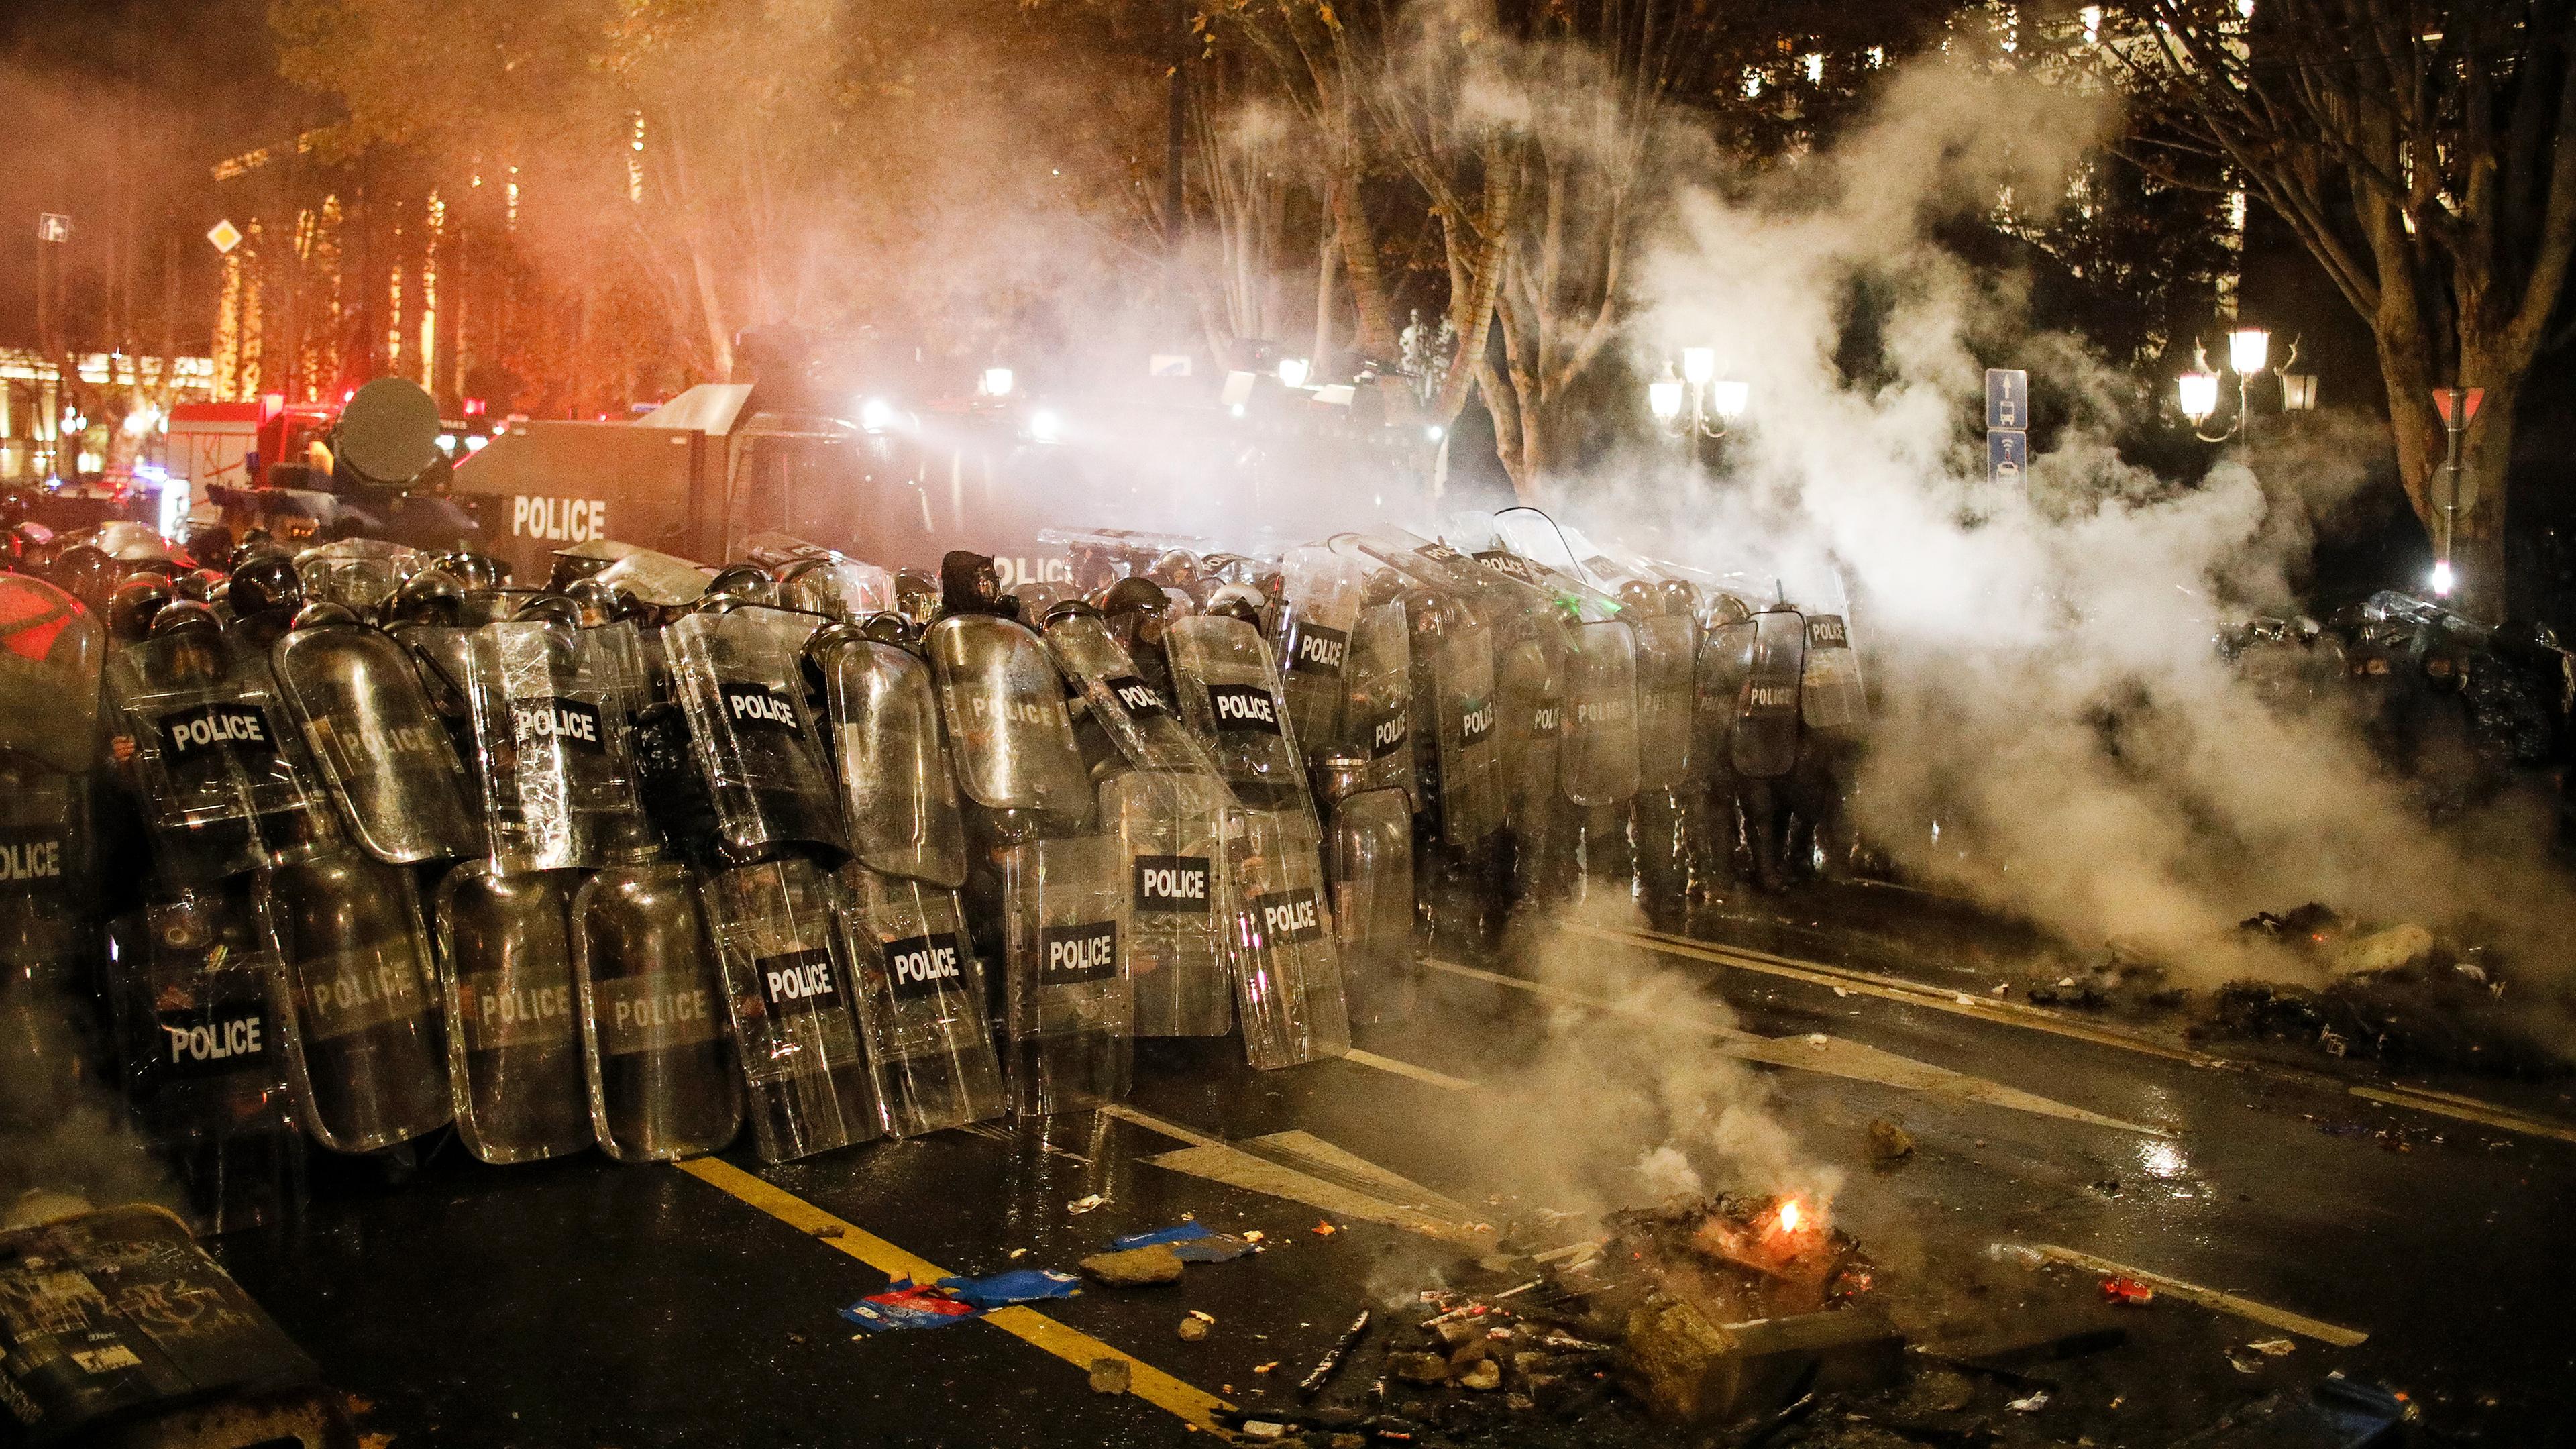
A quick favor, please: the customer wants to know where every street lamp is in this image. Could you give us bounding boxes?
[2175,327,2301,442]
[1649,350,1748,439]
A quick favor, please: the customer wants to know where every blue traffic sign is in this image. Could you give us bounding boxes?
[1986,368,2029,431]
[1988,429,2027,484]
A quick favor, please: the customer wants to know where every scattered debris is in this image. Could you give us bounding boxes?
[2007,1389,2051,1412]
[808,1224,844,1240]
[1313,1221,1338,1236]
[1866,1117,1915,1165]
[1297,1310,1372,1396]
[1088,1357,1132,1395]
[2248,1338,2297,1356]
[2100,1276,2156,1307]
[939,1269,1081,1311]
[1458,1359,1502,1391]
[1179,1310,1216,1342]
[1067,1193,1110,1215]
[840,1283,979,1334]
[1078,1245,1185,1287]
[2335,924,2436,978]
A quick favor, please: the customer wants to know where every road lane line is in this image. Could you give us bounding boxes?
[1342,1047,1479,1092]
[2348,1085,2576,1145]
[1101,1104,1494,1244]
[2031,1244,2369,1346]
[673,1157,1236,1433]
[1592,922,2576,1148]
[1422,955,2175,1138]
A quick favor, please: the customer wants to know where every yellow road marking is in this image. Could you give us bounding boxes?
[1342,1047,1479,1092]
[674,1158,1236,1434]
[2349,1085,2576,1145]
[1422,955,2172,1138]
[2032,1244,2368,1346]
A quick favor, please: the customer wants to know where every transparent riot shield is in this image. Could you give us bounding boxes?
[111,882,303,1232]
[1042,610,1213,775]
[1800,612,1867,731]
[1269,546,1362,755]
[570,860,741,1163]
[1342,601,1415,803]
[666,607,847,863]
[1697,619,1754,769]
[1495,628,1565,830]
[1733,610,1805,780]
[258,851,453,1153]
[814,633,970,888]
[431,863,593,1163]
[778,557,898,621]
[1560,620,1640,807]
[295,539,425,614]
[272,621,481,865]
[1425,619,1503,847]
[837,863,1006,1136]
[1167,615,1312,816]
[706,855,883,1161]
[453,619,651,871]
[0,761,99,988]
[1224,808,1350,1069]
[924,614,1091,818]
[999,835,1134,1116]
[1633,614,1697,792]
[1098,769,1233,1038]
[109,630,335,883]
[1328,786,1414,1028]
[0,572,102,774]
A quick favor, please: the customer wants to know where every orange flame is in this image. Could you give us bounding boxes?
[1778,1199,1803,1233]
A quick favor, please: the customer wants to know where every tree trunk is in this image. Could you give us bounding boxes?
[1328,173,1398,362]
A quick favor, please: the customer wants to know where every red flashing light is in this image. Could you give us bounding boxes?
[463,397,486,416]
[341,387,356,405]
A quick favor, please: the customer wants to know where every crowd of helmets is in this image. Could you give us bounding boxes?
[0,509,1869,1230]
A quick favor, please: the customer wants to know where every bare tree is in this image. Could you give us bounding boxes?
[2105,0,2576,616]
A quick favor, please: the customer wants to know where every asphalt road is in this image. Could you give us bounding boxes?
[207,896,2576,1447]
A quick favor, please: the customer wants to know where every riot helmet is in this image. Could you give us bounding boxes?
[174,568,223,602]
[50,545,118,613]
[894,569,939,623]
[288,600,364,631]
[227,554,305,620]
[1202,584,1265,627]
[513,593,585,629]
[386,568,469,628]
[437,551,511,590]
[859,611,912,649]
[106,574,176,644]
[939,551,1007,616]
[705,564,777,606]
[1615,579,1662,620]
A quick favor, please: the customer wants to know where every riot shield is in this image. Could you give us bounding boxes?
[1341,601,1415,804]
[667,606,847,863]
[1425,619,1504,846]
[108,629,334,882]
[1166,614,1311,816]
[570,860,741,1163]
[1098,769,1233,1038]
[0,573,102,774]
[814,633,970,888]
[837,863,1006,1136]
[1042,610,1213,775]
[295,539,425,615]
[1697,620,1754,771]
[924,613,1091,818]
[1799,612,1867,731]
[1328,786,1414,1028]
[0,761,99,989]
[1224,808,1350,1069]
[272,621,480,864]
[432,863,593,1163]
[1733,610,1805,779]
[111,882,303,1232]
[706,855,884,1162]
[1633,614,1697,792]
[1270,546,1362,755]
[1560,620,1640,807]
[1495,628,1564,826]
[452,619,652,871]
[258,851,453,1153]
[998,834,1134,1116]
[782,557,898,621]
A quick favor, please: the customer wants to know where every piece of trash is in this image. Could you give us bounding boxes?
[841,1282,979,1334]
[1114,1222,1216,1250]
[1458,1359,1502,1391]
[1986,1242,2044,1268]
[1297,1309,1371,1396]
[936,1269,1081,1311]
[1832,985,1851,997]
[2008,1390,2051,1412]
[1804,1032,1831,1048]
[2100,1276,2155,1306]
[1067,1193,1110,1215]
[2249,1338,2296,1356]
[809,1224,844,1239]
[1179,1310,1215,1342]
[1089,1356,1132,1395]
[1867,1117,1915,1163]
[1008,1248,1028,1260]
[1238,1422,1290,1442]
[1171,1234,1257,1263]
[1241,1230,1265,1243]
[1990,983,2009,996]
[1313,1220,1338,1236]
[1254,1361,1277,1374]
[1079,1244,1185,1287]
[2226,1347,2263,1374]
